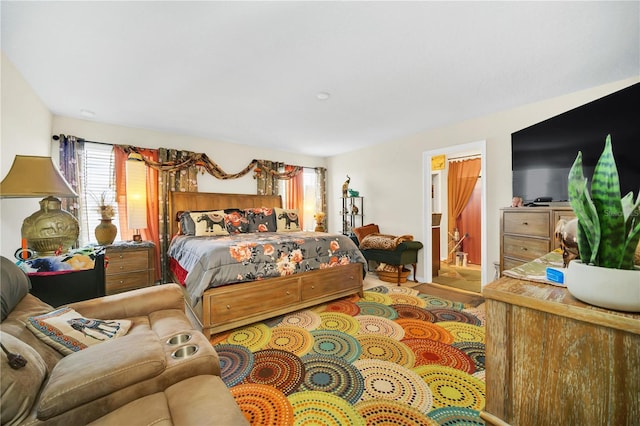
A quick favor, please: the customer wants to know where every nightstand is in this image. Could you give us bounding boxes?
[104,241,156,295]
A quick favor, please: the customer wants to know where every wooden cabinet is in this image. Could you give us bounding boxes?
[104,242,155,295]
[483,276,640,424]
[500,207,575,273]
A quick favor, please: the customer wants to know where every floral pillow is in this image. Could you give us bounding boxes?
[189,211,229,236]
[275,208,301,232]
[223,209,249,234]
[27,307,131,355]
[244,207,277,232]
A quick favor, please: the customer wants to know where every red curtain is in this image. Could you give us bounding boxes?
[457,177,482,264]
[447,158,481,262]
[114,147,161,280]
[285,165,305,229]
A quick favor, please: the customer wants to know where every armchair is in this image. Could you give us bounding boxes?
[352,224,424,286]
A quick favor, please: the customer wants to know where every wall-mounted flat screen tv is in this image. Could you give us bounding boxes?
[511,83,639,204]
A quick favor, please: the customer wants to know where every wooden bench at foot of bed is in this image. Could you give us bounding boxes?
[194,262,363,337]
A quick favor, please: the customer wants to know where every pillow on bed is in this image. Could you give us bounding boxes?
[224,209,249,234]
[275,208,301,232]
[179,212,196,235]
[190,211,229,236]
[244,207,277,232]
[353,223,379,244]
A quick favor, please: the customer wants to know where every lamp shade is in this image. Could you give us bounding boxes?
[0,155,78,198]
[125,153,148,231]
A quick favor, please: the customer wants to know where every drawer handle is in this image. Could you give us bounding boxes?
[119,266,124,270]
[311,286,315,289]
[522,222,528,225]
[286,291,290,295]
[521,247,528,251]
[119,280,124,284]
[119,254,124,259]
[226,305,231,310]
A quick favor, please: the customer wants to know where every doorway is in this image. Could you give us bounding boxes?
[422,140,488,290]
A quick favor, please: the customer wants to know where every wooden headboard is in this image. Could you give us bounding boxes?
[168,191,283,236]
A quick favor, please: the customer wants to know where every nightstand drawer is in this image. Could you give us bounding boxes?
[503,211,549,237]
[105,271,150,294]
[107,250,149,273]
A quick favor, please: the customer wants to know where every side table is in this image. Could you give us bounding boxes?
[104,241,156,295]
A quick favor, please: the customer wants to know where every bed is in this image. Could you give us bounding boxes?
[167,191,366,337]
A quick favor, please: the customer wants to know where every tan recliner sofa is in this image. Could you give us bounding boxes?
[0,256,248,426]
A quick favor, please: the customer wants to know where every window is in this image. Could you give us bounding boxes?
[79,143,119,245]
[281,168,318,231]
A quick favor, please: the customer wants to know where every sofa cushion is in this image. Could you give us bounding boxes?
[37,331,166,420]
[353,223,379,244]
[275,208,301,232]
[1,256,31,321]
[0,331,47,425]
[27,307,131,355]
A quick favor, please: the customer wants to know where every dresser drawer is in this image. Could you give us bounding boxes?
[503,235,550,261]
[503,211,550,237]
[211,278,301,324]
[105,271,150,294]
[107,250,149,273]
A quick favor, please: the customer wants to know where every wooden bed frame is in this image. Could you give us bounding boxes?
[168,191,364,337]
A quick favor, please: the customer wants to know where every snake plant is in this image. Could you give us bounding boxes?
[568,135,640,270]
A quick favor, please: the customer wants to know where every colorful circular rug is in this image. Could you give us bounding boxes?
[278,310,322,330]
[392,304,438,322]
[453,341,486,371]
[437,321,485,343]
[428,308,482,325]
[242,349,304,395]
[299,354,364,403]
[230,383,293,426]
[355,399,439,426]
[323,299,362,316]
[418,294,465,310]
[402,338,475,373]
[395,318,455,343]
[356,315,405,340]
[353,358,433,413]
[265,326,314,356]
[309,329,361,362]
[226,323,272,351]
[355,301,398,318]
[356,334,416,367]
[288,390,365,426]
[361,291,393,305]
[215,343,255,386]
[318,312,361,335]
[388,293,428,308]
[414,365,486,410]
[427,406,485,425]
[384,285,419,296]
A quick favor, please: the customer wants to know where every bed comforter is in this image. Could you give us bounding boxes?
[168,231,366,306]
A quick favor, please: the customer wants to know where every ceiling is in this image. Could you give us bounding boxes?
[2,1,638,157]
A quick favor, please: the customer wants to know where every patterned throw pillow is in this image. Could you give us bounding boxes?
[27,308,132,355]
[244,207,277,232]
[189,211,229,236]
[275,208,301,232]
[223,209,249,234]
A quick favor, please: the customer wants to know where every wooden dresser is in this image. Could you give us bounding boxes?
[104,242,156,295]
[483,277,639,425]
[500,206,575,273]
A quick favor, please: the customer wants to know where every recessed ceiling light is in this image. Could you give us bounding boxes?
[80,109,96,118]
[316,92,331,101]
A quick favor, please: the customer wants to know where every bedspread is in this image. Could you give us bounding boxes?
[168,231,366,306]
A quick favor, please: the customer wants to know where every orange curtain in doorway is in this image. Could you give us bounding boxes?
[457,177,482,264]
[114,147,161,281]
[285,165,305,229]
[447,158,481,260]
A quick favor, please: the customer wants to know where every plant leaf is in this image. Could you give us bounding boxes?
[567,151,599,263]
[590,135,625,268]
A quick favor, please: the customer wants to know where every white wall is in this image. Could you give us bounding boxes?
[327,76,639,283]
[1,53,53,259]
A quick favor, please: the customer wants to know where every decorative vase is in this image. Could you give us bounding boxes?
[565,260,640,312]
[95,218,117,245]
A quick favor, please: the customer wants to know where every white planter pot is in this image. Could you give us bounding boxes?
[565,260,640,312]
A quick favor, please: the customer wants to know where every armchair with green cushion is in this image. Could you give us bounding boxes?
[352,224,424,286]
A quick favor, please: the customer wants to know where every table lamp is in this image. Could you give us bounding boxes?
[125,153,147,242]
[0,155,79,255]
